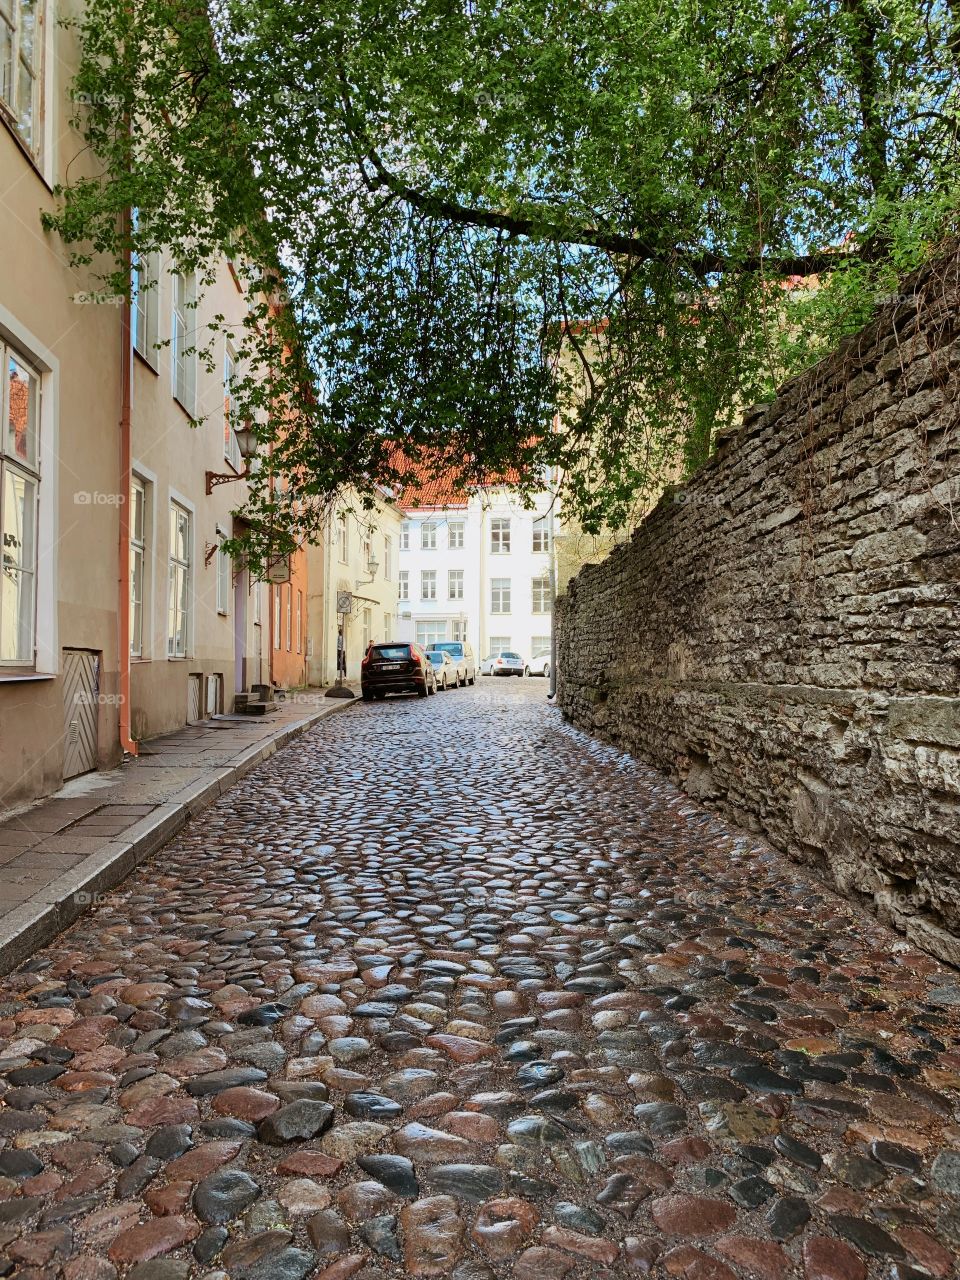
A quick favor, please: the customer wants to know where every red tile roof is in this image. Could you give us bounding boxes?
[389,447,523,512]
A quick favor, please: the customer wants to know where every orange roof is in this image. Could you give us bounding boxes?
[389,447,523,512]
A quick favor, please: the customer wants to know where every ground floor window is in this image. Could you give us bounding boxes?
[488,635,511,653]
[1,344,40,666]
[167,503,191,657]
[452,619,467,642]
[416,619,448,648]
[531,634,551,655]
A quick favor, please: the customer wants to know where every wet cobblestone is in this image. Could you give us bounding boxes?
[1,682,959,1278]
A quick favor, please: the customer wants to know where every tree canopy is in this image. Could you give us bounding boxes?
[49,0,960,565]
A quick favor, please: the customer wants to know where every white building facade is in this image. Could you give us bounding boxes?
[396,485,557,664]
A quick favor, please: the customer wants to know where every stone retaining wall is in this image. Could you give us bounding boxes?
[556,249,960,964]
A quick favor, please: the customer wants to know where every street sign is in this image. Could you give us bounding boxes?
[266,557,291,584]
[337,591,353,615]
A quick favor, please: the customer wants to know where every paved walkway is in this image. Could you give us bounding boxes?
[0,690,358,971]
[0,681,958,1280]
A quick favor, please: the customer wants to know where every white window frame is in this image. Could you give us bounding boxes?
[130,476,147,657]
[223,339,241,470]
[531,575,550,614]
[0,0,44,157]
[532,516,551,553]
[421,521,437,550]
[416,619,448,648]
[362,606,371,652]
[383,534,392,581]
[452,619,467,642]
[216,527,230,617]
[167,500,192,658]
[338,512,348,564]
[273,587,281,649]
[488,635,511,654]
[400,520,410,551]
[448,568,464,600]
[490,577,511,614]
[398,569,409,601]
[421,569,437,600]
[297,589,303,653]
[0,341,40,666]
[171,270,197,414]
[286,583,292,650]
[131,214,159,371]
[532,634,551,655]
[490,517,511,554]
[448,520,465,549]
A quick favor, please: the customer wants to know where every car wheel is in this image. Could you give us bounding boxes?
[524,666,530,677]
[362,689,374,701]
[417,684,428,698]
[543,664,550,679]
[468,675,475,685]
[441,675,447,690]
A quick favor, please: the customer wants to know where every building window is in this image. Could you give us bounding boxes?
[490,577,510,614]
[400,520,410,550]
[1,0,43,155]
[337,512,348,564]
[532,575,550,614]
[452,619,466,642]
[286,584,292,650]
[383,611,391,640]
[130,477,146,657]
[253,578,261,625]
[216,529,230,616]
[362,606,371,652]
[273,587,281,648]
[421,521,438,550]
[448,520,464,549]
[383,535,392,581]
[131,213,159,369]
[0,344,39,665]
[448,569,464,600]
[398,569,409,601]
[223,340,241,470]
[297,590,303,653]
[171,271,197,413]
[167,503,191,657]
[489,635,511,653]
[421,569,437,600]
[490,518,510,553]
[416,620,448,648]
[532,516,551,553]
[532,634,551,656]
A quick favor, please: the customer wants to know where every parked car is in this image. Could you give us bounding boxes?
[425,649,461,690]
[526,650,552,678]
[432,641,476,685]
[480,649,526,677]
[361,642,437,699]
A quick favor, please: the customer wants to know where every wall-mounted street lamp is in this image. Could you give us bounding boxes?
[356,551,379,588]
[205,424,260,495]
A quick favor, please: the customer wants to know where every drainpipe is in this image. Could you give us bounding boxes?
[118,224,139,758]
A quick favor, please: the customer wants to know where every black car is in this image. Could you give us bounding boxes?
[361,642,437,700]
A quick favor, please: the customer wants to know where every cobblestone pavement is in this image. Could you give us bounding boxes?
[1,681,959,1280]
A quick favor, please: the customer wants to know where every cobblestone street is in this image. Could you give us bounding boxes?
[1,681,959,1280]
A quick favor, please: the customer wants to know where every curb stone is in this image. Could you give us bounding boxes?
[0,697,359,974]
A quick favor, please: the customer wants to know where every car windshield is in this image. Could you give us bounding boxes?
[372,645,409,660]
[434,643,462,656]
[426,652,445,663]
[502,652,521,660]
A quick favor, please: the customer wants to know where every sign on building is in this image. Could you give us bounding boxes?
[336,591,354,615]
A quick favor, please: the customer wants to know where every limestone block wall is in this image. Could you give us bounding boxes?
[556,249,960,964]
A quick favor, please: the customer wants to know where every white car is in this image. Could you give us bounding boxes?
[480,649,525,676]
[525,650,551,678]
[425,649,461,690]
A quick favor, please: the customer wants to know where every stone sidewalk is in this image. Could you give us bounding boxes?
[0,691,359,974]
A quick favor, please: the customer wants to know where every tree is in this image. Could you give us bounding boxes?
[47,0,960,565]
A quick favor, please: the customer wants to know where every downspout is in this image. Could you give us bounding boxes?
[118,222,138,758]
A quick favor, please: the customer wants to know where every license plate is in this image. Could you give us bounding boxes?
[381,663,402,671]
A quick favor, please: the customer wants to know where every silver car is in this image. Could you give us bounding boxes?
[425,649,462,690]
[480,649,525,676]
[525,650,551,678]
